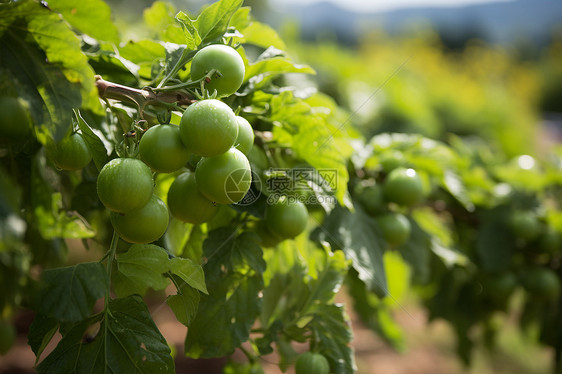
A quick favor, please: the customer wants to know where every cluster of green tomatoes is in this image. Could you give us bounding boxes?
[355,164,426,248]
[45,44,310,245]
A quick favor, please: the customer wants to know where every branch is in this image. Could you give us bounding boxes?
[95,75,195,115]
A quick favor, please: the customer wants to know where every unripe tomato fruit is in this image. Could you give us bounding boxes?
[508,210,541,241]
[376,212,411,248]
[180,99,238,157]
[167,172,219,224]
[0,96,31,141]
[195,148,252,204]
[51,133,92,171]
[254,221,283,248]
[521,267,560,300]
[484,272,518,302]
[97,158,154,213]
[383,167,424,207]
[110,194,169,243]
[190,44,245,97]
[0,320,16,355]
[265,197,308,238]
[139,124,190,173]
[234,116,254,155]
[295,352,329,374]
[380,151,405,173]
[355,181,386,216]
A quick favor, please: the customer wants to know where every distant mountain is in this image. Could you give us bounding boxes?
[268,0,562,46]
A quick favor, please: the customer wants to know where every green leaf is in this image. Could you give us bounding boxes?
[476,206,515,272]
[184,273,263,358]
[37,296,174,373]
[194,0,243,45]
[143,1,184,44]
[175,11,201,50]
[37,262,107,322]
[398,218,432,284]
[47,0,119,43]
[75,110,108,171]
[169,257,207,294]
[245,55,315,82]
[166,275,200,326]
[346,270,405,350]
[27,314,59,362]
[35,192,95,240]
[270,91,351,206]
[113,244,171,297]
[309,304,356,374]
[184,228,264,358]
[315,205,388,296]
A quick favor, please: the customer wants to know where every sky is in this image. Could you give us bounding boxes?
[270,0,514,13]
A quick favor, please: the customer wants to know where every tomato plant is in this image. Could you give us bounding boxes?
[376,212,411,248]
[0,0,560,373]
[295,352,330,374]
[139,124,190,173]
[382,167,424,207]
[234,115,254,155]
[167,171,219,224]
[265,197,309,238]
[50,132,92,171]
[179,99,239,157]
[110,194,169,244]
[190,44,245,97]
[0,96,31,141]
[195,147,252,204]
[97,158,154,213]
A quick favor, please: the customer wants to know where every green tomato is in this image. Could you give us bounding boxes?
[139,124,190,173]
[521,267,561,300]
[190,44,245,97]
[484,272,518,303]
[180,99,238,157]
[97,158,154,213]
[254,221,283,248]
[110,194,169,243]
[509,210,541,241]
[295,352,330,374]
[265,197,308,238]
[167,172,219,224]
[51,132,92,171]
[380,151,405,173]
[234,116,254,155]
[0,96,31,141]
[539,229,561,253]
[355,181,386,215]
[376,212,411,248]
[0,320,15,355]
[195,147,252,204]
[383,167,424,207]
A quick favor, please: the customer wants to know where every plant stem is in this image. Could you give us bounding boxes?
[104,230,119,310]
[95,76,195,118]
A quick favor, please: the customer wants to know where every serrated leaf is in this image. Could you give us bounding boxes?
[194,0,243,45]
[175,11,201,50]
[316,205,388,296]
[113,244,170,297]
[309,304,356,374]
[184,273,263,358]
[169,257,207,294]
[166,275,200,326]
[245,56,315,82]
[75,110,108,171]
[47,0,119,43]
[37,296,174,373]
[143,1,184,44]
[37,262,107,322]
